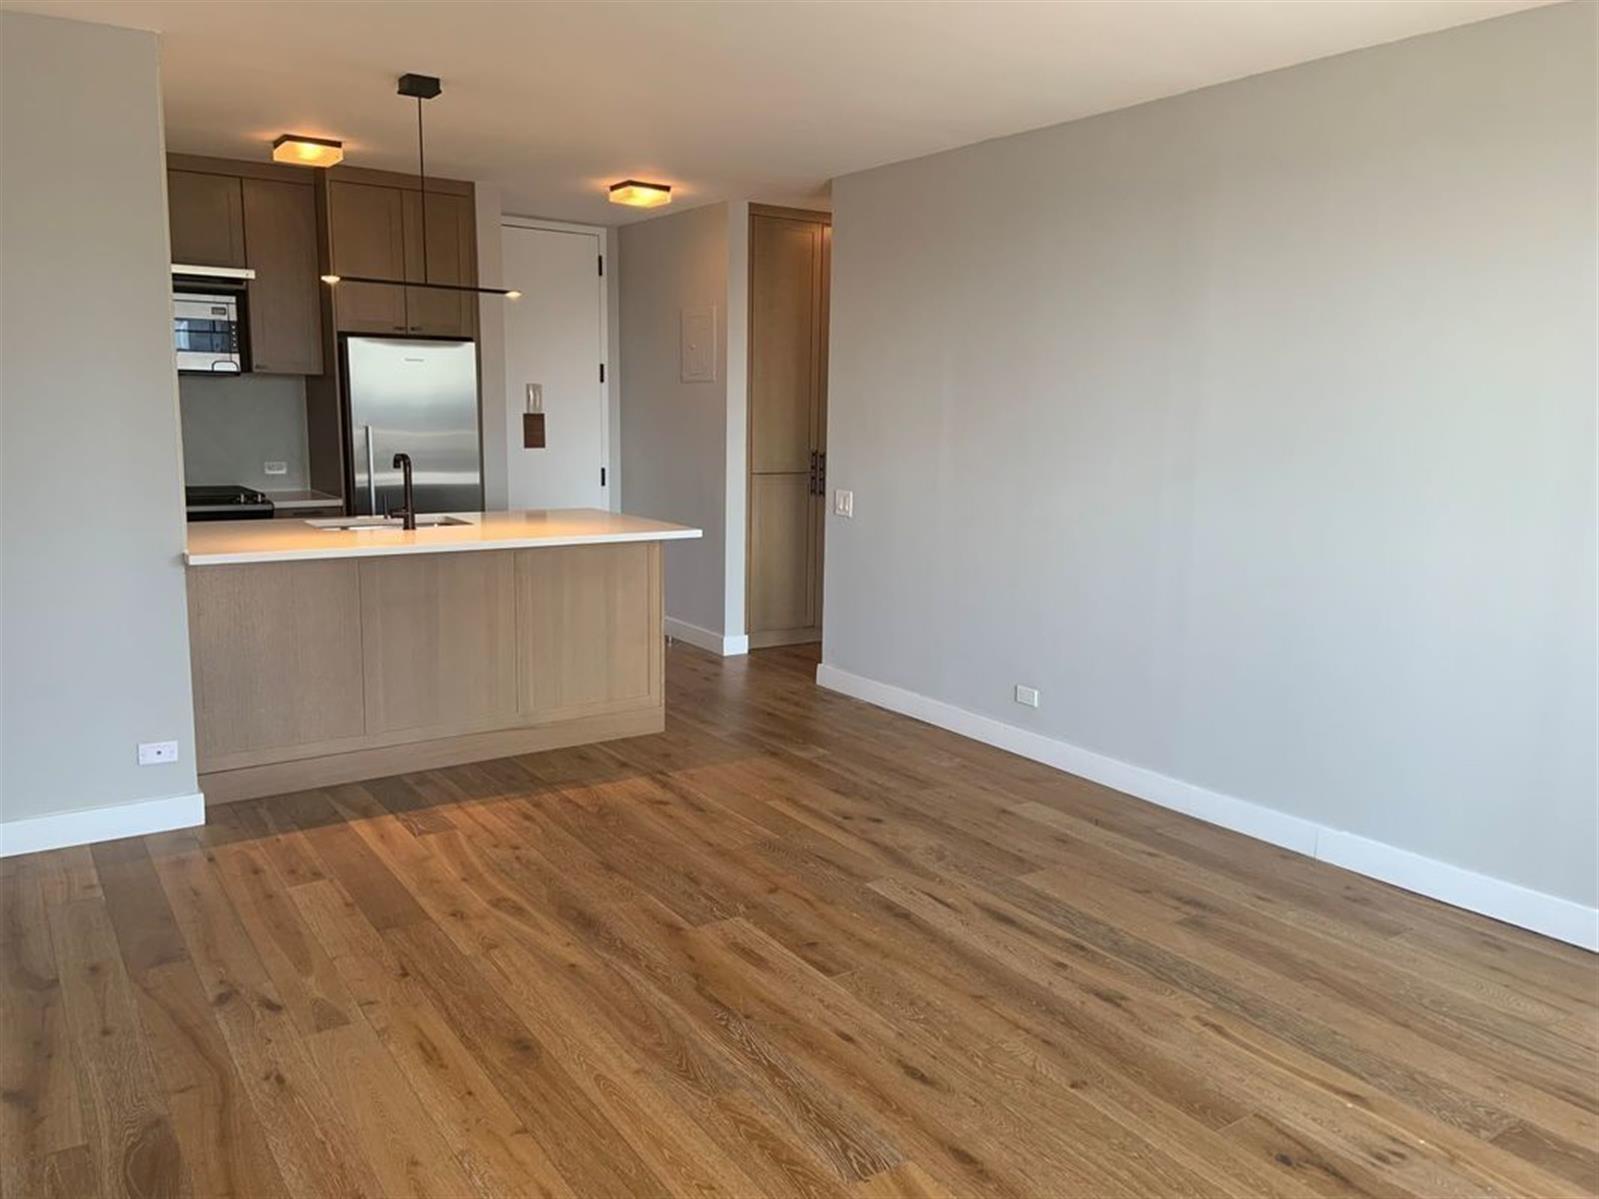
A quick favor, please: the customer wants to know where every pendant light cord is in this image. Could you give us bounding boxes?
[416,95,428,282]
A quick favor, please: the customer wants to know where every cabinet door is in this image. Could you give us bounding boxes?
[241,178,323,374]
[403,190,477,337]
[747,212,826,641]
[517,543,660,720]
[168,170,246,268]
[359,551,518,735]
[328,180,409,334]
[187,561,365,764]
[749,473,817,634]
[749,216,819,474]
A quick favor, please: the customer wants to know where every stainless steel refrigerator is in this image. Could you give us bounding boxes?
[344,336,482,516]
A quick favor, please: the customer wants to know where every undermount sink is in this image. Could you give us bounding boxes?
[306,515,475,531]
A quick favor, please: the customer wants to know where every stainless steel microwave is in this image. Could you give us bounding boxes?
[172,264,254,374]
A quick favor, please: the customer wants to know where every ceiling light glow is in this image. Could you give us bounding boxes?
[272,134,344,168]
[609,179,672,208]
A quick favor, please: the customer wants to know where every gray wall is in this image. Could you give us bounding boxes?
[474,183,510,510]
[179,374,309,489]
[1,12,200,821]
[618,202,732,636]
[823,4,1596,905]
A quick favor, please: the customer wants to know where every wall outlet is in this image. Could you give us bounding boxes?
[833,489,854,518]
[263,461,288,476]
[1014,685,1040,708]
[138,740,179,766]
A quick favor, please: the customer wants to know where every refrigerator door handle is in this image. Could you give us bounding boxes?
[364,424,377,514]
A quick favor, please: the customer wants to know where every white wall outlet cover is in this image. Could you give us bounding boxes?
[525,382,543,413]
[263,461,288,476]
[137,740,179,765]
[833,489,854,518]
[1014,684,1041,708]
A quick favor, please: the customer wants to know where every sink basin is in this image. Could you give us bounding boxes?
[306,515,475,532]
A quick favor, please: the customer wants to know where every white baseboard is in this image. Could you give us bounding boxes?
[815,663,1598,952]
[665,617,749,657]
[0,792,205,858]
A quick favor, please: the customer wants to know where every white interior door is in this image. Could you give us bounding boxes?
[502,223,607,509]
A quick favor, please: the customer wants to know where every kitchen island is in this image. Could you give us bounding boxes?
[185,509,700,803]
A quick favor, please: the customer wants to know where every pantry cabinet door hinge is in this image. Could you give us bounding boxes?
[600,467,607,487]
[597,254,604,277]
[599,363,606,383]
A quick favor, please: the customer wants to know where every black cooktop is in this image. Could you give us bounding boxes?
[186,485,268,505]
[185,485,274,521]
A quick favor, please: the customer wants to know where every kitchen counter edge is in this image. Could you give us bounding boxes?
[186,510,703,566]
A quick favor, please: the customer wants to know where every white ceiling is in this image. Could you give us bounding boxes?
[5,0,1550,225]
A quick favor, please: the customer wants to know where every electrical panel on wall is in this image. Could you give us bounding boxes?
[681,306,717,383]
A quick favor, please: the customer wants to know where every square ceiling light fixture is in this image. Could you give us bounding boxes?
[272,134,344,168]
[609,179,672,208]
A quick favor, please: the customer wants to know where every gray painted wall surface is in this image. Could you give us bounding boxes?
[179,374,309,490]
[2,12,200,821]
[618,202,731,635]
[822,5,1596,904]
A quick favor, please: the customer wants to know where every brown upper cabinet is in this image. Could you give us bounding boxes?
[167,158,324,375]
[240,178,323,375]
[328,178,476,338]
[167,170,246,268]
[405,191,477,338]
[326,180,410,334]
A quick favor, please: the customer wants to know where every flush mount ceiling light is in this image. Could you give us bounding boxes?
[272,134,344,168]
[321,73,520,300]
[609,179,672,209]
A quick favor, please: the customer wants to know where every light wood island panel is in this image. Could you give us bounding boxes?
[359,550,519,735]
[188,542,664,803]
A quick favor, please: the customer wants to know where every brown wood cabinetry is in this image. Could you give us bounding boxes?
[328,178,477,337]
[358,551,519,734]
[240,178,323,374]
[327,180,410,334]
[167,157,324,376]
[746,207,830,648]
[516,542,659,720]
[167,169,246,267]
[188,543,664,804]
[186,560,366,760]
[405,190,477,336]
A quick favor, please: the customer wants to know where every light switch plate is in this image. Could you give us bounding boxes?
[138,740,179,765]
[263,461,288,476]
[525,382,543,413]
[833,489,854,518]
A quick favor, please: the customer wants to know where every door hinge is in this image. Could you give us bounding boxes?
[600,466,607,487]
[597,254,604,277]
[599,363,606,383]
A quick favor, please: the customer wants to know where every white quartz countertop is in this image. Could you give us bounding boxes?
[186,508,702,566]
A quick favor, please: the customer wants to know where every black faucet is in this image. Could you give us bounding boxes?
[391,452,416,530]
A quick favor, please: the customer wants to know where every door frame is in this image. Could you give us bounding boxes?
[745,204,832,649]
[500,215,615,509]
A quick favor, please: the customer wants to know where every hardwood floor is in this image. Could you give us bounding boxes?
[4,642,1596,1198]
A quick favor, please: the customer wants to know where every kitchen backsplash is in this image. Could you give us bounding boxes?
[179,373,310,490]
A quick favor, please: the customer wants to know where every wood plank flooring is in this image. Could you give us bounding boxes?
[3,642,1596,1198]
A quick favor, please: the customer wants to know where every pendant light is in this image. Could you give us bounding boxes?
[323,73,521,300]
